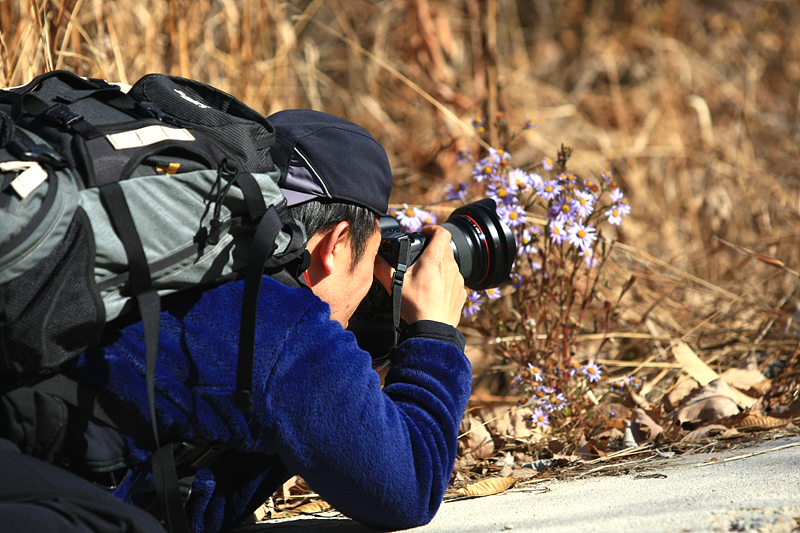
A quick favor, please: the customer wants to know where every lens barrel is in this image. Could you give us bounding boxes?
[377,198,517,290]
[440,198,516,290]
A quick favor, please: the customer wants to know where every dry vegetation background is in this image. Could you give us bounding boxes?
[3,0,800,456]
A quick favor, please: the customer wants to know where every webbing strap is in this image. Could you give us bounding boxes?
[391,238,411,349]
[99,183,187,533]
[152,444,190,533]
[235,206,282,411]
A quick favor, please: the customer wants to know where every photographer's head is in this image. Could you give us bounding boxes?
[269,110,393,327]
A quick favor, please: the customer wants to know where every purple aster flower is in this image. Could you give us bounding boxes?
[395,204,424,231]
[627,376,642,388]
[617,195,631,216]
[485,287,503,300]
[601,170,613,182]
[524,118,537,129]
[605,206,623,226]
[528,172,543,187]
[541,157,554,171]
[611,380,625,393]
[463,290,484,317]
[445,181,470,202]
[537,180,562,202]
[581,362,602,383]
[572,190,595,219]
[487,178,518,206]
[531,407,550,427]
[508,168,533,193]
[517,228,537,256]
[528,363,543,382]
[455,148,473,164]
[552,392,567,410]
[472,157,496,182]
[579,247,596,268]
[567,222,597,251]
[418,209,437,227]
[472,117,486,132]
[510,273,524,288]
[488,147,511,166]
[498,204,526,228]
[549,221,567,245]
[553,196,577,225]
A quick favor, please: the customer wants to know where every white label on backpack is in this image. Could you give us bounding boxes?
[174,89,210,109]
[1,161,48,199]
[106,126,196,150]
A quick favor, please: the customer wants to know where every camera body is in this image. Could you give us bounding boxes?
[348,198,516,367]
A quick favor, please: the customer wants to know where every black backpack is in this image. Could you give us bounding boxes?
[0,71,309,531]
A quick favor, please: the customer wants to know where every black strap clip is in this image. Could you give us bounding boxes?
[8,137,68,168]
[45,103,101,138]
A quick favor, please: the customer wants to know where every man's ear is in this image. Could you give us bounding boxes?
[308,221,351,278]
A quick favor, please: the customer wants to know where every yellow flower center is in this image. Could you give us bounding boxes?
[405,209,415,217]
[544,185,553,193]
[579,197,588,206]
[612,209,619,217]
[497,188,508,198]
[621,198,628,206]
[561,204,571,213]
[577,229,586,239]
[509,211,518,220]
[482,165,493,175]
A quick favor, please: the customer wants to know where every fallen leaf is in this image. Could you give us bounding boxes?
[735,414,789,431]
[631,408,664,443]
[454,476,519,497]
[722,368,767,391]
[291,500,332,514]
[673,342,718,386]
[665,377,700,411]
[671,379,741,424]
[461,415,495,460]
[592,428,624,451]
[682,424,740,442]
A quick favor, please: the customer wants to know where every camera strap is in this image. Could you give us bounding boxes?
[390,236,412,349]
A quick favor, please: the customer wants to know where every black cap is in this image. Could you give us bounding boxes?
[268,110,393,216]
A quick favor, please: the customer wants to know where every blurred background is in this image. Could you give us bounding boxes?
[4,0,800,395]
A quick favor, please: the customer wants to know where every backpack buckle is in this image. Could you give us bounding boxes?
[8,137,67,168]
[45,104,101,138]
[46,103,83,127]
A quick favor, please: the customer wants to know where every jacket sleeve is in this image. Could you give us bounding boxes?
[262,309,472,530]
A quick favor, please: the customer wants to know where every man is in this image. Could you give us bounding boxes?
[52,110,471,532]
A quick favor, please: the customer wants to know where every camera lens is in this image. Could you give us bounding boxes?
[440,198,516,290]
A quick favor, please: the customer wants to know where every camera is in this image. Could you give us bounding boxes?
[348,198,517,367]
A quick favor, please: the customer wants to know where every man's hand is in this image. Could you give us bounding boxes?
[374,225,466,327]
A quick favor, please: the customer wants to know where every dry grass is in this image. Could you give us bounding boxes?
[4,0,800,403]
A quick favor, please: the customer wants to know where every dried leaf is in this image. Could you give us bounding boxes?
[461,415,495,460]
[270,499,333,519]
[682,424,740,442]
[722,368,767,391]
[735,414,788,431]
[665,378,699,411]
[454,476,519,497]
[671,379,742,424]
[292,500,332,514]
[631,408,664,443]
[673,342,718,386]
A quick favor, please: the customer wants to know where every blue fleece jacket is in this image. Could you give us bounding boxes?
[65,275,472,533]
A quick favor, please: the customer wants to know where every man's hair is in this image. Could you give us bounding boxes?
[289,200,378,271]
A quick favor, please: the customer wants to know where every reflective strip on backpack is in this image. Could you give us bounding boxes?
[106,125,195,150]
[0,161,48,198]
